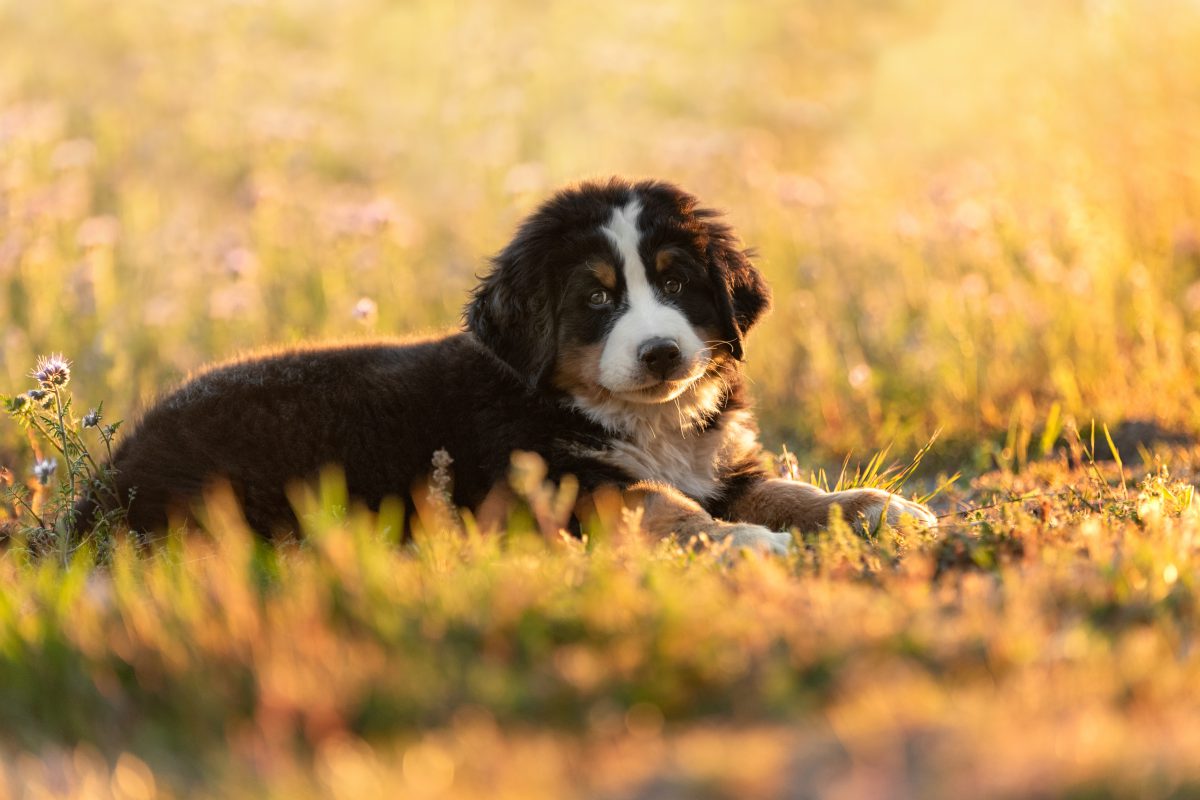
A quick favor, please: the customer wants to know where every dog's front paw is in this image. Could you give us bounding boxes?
[831,489,938,531]
[720,523,793,555]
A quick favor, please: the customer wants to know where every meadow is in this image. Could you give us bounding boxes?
[2,0,1200,796]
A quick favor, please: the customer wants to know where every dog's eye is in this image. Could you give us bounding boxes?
[662,278,683,295]
[588,289,612,308]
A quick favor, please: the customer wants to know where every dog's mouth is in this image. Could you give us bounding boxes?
[611,365,711,404]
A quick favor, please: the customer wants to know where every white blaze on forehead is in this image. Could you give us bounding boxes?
[597,198,705,396]
[600,198,644,281]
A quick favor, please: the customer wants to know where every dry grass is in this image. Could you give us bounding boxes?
[2,0,1200,796]
[0,455,1198,798]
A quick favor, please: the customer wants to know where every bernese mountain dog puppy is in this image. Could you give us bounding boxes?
[88,178,936,551]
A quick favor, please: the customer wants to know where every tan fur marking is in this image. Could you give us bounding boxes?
[618,481,788,553]
[726,480,833,531]
[655,248,681,274]
[552,341,604,396]
[590,261,617,289]
[727,479,935,532]
[623,481,717,543]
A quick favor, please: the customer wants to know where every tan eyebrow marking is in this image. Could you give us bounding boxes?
[655,248,682,274]
[590,260,617,289]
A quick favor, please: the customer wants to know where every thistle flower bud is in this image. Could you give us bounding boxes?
[26,389,54,409]
[32,354,71,388]
[32,458,57,486]
[5,394,32,416]
[82,408,102,428]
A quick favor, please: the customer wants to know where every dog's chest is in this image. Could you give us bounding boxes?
[590,410,756,502]
[600,431,723,501]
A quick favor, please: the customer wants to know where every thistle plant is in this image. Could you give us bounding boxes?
[1,354,126,560]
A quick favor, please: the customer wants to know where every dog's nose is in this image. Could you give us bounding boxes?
[638,338,682,379]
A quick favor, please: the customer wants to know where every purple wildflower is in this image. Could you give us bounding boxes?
[32,354,71,388]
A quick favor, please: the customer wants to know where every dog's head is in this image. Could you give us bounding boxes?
[465,178,770,408]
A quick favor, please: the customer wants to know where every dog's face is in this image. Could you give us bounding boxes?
[466,179,770,409]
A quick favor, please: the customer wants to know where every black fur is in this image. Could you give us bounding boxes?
[91,178,772,537]
[103,336,626,534]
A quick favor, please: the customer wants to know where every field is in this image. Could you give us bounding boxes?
[2,0,1200,796]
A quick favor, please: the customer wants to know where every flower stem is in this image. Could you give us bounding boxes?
[51,385,77,555]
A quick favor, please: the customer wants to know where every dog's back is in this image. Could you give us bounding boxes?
[90,334,614,536]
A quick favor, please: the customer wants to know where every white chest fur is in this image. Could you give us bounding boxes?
[599,427,725,501]
[571,388,758,502]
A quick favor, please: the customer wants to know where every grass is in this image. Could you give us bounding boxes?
[0,455,1198,797]
[2,0,1200,796]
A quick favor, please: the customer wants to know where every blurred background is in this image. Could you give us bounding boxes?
[5,5,1200,797]
[2,0,1199,468]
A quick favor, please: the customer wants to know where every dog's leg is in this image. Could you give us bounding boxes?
[726,478,937,533]
[581,481,792,555]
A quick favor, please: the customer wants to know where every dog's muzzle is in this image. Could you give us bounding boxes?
[637,337,683,380]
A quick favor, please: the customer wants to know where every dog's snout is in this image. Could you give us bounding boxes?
[638,338,682,379]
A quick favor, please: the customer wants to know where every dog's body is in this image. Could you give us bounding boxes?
[93,178,935,550]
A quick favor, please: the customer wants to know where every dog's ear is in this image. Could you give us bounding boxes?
[706,230,771,361]
[465,229,560,390]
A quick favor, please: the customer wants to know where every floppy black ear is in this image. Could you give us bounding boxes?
[707,236,771,361]
[465,232,559,390]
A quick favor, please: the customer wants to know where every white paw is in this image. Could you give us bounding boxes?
[836,489,938,531]
[884,495,939,529]
[722,523,793,555]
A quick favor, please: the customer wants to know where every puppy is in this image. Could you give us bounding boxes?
[86,178,936,551]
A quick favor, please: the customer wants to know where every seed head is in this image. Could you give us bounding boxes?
[26,389,54,409]
[82,408,102,428]
[32,458,57,486]
[32,354,71,388]
[430,448,454,498]
[431,449,453,471]
[5,394,32,416]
